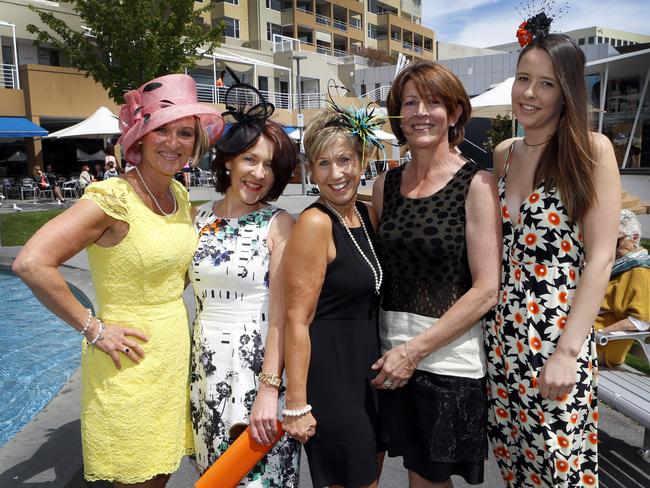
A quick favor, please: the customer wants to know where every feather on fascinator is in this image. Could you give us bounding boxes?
[516,1,569,47]
[324,80,394,153]
[215,66,275,155]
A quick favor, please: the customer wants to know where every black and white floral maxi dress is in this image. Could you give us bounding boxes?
[485,147,598,488]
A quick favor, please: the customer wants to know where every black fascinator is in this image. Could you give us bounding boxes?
[215,66,275,155]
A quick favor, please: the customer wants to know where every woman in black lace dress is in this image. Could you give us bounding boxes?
[371,61,501,487]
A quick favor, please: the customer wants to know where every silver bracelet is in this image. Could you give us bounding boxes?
[282,404,312,417]
[89,320,105,346]
[79,309,93,336]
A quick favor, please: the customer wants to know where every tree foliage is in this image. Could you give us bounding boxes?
[26,0,223,103]
[483,115,514,152]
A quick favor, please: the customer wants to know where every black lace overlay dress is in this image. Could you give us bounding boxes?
[376,162,488,485]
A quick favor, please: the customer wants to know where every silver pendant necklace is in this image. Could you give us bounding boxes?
[135,166,177,216]
[323,200,383,294]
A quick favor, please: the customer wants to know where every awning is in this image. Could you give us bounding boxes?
[0,117,48,138]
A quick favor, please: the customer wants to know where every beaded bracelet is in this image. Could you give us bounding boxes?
[89,320,105,346]
[282,404,312,417]
[79,309,93,337]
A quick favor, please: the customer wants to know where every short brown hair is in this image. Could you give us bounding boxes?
[212,121,297,202]
[387,61,471,147]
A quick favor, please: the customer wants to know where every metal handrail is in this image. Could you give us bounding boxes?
[1,63,17,89]
[333,19,347,31]
[315,14,331,26]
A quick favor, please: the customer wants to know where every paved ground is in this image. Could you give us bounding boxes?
[0,177,649,487]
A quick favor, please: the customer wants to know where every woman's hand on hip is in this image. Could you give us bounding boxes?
[86,319,148,369]
[250,387,280,445]
[538,348,578,400]
[371,342,417,390]
[282,413,317,444]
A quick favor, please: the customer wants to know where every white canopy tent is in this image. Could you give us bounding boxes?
[46,106,120,139]
[470,77,514,118]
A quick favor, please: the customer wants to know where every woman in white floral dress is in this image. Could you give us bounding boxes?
[189,81,299,486]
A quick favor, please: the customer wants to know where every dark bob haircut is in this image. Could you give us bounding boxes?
[212,120,297,202]
[386,60,471,147]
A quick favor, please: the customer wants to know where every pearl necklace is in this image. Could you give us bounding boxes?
[135,166,177,216]
[324,200,383,295]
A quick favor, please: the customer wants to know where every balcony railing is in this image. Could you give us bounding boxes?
[195,83,292,109]
[350,18,362,29]
[333,19,347,31]
[273,34,301,53]
[360,85,391,103]
[315,14,331,26]
[1,63,18,89]
[402,41,413,50]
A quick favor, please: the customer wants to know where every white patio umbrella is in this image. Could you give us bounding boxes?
[46,106,120,139]
[470,77,514,118]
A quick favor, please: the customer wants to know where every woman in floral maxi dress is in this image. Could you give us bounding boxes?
[485,33,620,488]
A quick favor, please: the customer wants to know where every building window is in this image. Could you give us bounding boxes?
[267,22,282,41]
[258,76,268,92]
[266,0,281,10]
[367,23,377,39]
[597,36,603,43]
[38,47,60,66]
[578,38,585,45]
[216,0,239,4]
[368,0,378,14]
[222,17,240,38]
[588,36,595,44]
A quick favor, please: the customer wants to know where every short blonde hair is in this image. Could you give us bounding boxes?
[303,108,370,167]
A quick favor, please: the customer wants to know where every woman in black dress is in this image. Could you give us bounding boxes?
[282,107,384,488]
[371,61,501,487]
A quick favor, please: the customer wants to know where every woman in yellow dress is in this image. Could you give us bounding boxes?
[13,74,224,487]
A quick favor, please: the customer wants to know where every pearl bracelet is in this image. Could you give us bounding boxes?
[79,308,93,336]
[89,320,105,346]
[282,404,312,417]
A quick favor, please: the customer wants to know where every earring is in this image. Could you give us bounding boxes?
[449,123,455,128]
[225,169,230,176]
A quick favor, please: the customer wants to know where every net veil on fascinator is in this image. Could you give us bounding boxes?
[515,1,569,47]
[215,67,275,155]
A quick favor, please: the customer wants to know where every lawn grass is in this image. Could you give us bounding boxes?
[626,353,650,375]
[0,201,212,246]
[0,210,65,246]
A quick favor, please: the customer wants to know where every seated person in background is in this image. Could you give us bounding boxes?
[93,163,104,181]
[33,165,65,202]
[595,209,650,367]
[103,160,119,179]
[78,164,94,189]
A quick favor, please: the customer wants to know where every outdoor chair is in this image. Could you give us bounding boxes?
[2,178,19,199]
[62,179,80,199]
[19,179,37,200]
[36,184,54,200]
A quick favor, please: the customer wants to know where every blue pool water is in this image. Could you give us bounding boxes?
[0,271,85,447]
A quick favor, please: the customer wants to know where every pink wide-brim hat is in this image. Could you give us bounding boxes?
[117,74,224,165]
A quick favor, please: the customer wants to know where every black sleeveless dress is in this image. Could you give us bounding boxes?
[304,201,382,488]
[375,161,488,485]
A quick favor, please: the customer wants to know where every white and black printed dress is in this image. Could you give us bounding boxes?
[189,203,300,487]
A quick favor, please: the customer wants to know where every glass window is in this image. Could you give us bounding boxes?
[267,22,282,41]
[588,36,595,44]
[258,76,268,92]
[578,38,585,45]
[38,47,60,66]
[266,0,282,10]
[222,17,240,38]
[598,36,603,43]
[367,23,377,39]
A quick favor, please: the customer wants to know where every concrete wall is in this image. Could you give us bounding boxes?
[437,41,503,60]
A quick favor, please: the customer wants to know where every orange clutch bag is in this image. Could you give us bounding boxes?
[195,420,284,488]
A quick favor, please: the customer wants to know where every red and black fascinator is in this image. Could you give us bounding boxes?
[515,1,569,47]
[215,66,275,155]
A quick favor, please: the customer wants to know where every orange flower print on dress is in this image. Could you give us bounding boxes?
[487,159,596,487]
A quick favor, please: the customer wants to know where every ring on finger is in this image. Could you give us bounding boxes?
[383,378,394,388]
[123,347,130,354]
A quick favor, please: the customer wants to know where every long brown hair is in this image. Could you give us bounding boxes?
[520,34,595,223]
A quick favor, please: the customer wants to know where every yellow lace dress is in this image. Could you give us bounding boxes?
[80,177,197,483]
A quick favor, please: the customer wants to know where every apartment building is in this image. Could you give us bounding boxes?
[202,1,435,61]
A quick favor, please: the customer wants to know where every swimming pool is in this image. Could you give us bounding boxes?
[0,271,88,447]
